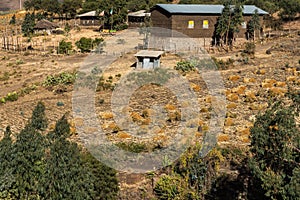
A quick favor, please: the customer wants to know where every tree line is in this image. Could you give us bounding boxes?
[22,0,300,32]
[23,0,171,29]
[0,102,119,199]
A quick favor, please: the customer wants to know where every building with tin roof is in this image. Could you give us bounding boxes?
[151,4,268,38]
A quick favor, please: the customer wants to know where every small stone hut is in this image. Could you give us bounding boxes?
[134,50,164,69]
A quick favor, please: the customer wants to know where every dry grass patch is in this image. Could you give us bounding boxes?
[116,131,131,139]
[286,76,297,82]
[108,122,121,133]
[190,83,201,92]
[165,104,177,111]
[101,112,114,119]
[218,134,229,142]
[225,117,235,126]
[130,112,143,122]
[232,85,246,95]
[275,81,287,87]
[254,69,266,75]
[244,90,257,102]
[227,102,237,109]
[228,75,240,82]
[269,87,287,97]
[227,93,239,102]
[243,77,256,84]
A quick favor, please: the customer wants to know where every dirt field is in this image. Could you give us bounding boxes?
[0,25,299,199]
[0,28,299,141]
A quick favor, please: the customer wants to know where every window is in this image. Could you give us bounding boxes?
[188,20,194,29]
[203,20,209,29]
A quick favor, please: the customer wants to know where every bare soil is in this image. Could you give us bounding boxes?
[0,27,299,199]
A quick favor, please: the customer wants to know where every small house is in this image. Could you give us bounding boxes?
[151,4,268,38]
[34,19,59,35]
[134,50,164,69]
[76,10,104,26]
[127,10,151,27]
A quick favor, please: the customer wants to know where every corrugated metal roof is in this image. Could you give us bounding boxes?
[77,11,97,17]
[155,4,269,15]
[135,50,164,57]
[128,10,151,17]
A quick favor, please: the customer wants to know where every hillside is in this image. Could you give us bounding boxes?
[0,3,299,199]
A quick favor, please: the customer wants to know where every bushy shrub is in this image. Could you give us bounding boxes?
[243,42,256,56]
[212,57,234,70]
[43,71,77,87]
[116,142,147,153]
[174,61,196,73]
[114,23,128,31]
[58,40,72,54]
[1,92,19,103]
[0,72,10,81]
[154,175,181,200]
[9,14,16,25]
[75,37,104,53]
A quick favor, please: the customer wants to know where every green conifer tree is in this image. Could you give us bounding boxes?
[246,9,260,40]
[250,93,300,199]
[9,14,16,25]
[30,101,48,130]
[21,12,35,37]
[0,127,15,199]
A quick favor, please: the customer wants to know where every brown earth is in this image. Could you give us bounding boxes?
[0,27,299,199]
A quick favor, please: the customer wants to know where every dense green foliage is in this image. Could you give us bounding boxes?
[30,101,47,130]
[9,14,16,25]
[24,0,82,18]
[0,102,119,199]
[243,42,255,56]
[58,39,73,54]
[213,1,244,46]
[154,175,181,199]
[246,9,260,40]
[0,92,19,104]
[75,37,104,53]
[243,0,300,20]
[249,91,300,199]
[174,60,196,73]
[43,71,77,87]
[21,12,35,37]
[154,146,224,199]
